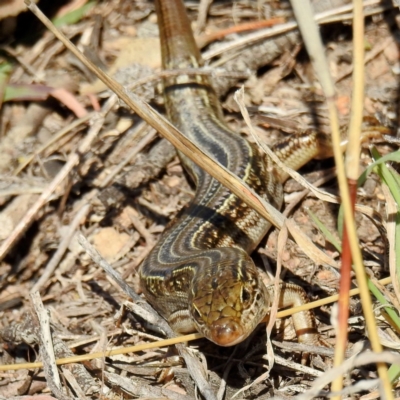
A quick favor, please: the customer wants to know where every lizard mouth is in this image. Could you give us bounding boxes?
[209,318,245,346]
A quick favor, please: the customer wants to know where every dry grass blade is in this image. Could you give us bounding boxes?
[1,1,393,398]
[76,234,216,400]
[13,114,92,175]
[30,292,65,399]
[331,0,365,395]
[23,1,285,239]
[0,277,391,373]
[0,112,104,262]
[290,0,393,397]
[382,184,400,302]
[202,0,386,60]
[235,87,337,267]
[294,350,400,399]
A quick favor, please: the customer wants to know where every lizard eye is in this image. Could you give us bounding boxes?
[241,286,252,304]
[192,305,202,322]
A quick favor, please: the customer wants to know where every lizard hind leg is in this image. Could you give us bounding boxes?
[266,282,330,363]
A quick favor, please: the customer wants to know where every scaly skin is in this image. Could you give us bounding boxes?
[139,0,322,346]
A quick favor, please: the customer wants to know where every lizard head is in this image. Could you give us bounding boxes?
[189,250,270,346]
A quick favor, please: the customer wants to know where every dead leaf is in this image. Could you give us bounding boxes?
[91,227,131,262]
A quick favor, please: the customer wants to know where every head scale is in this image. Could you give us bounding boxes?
[189,251,270,346]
